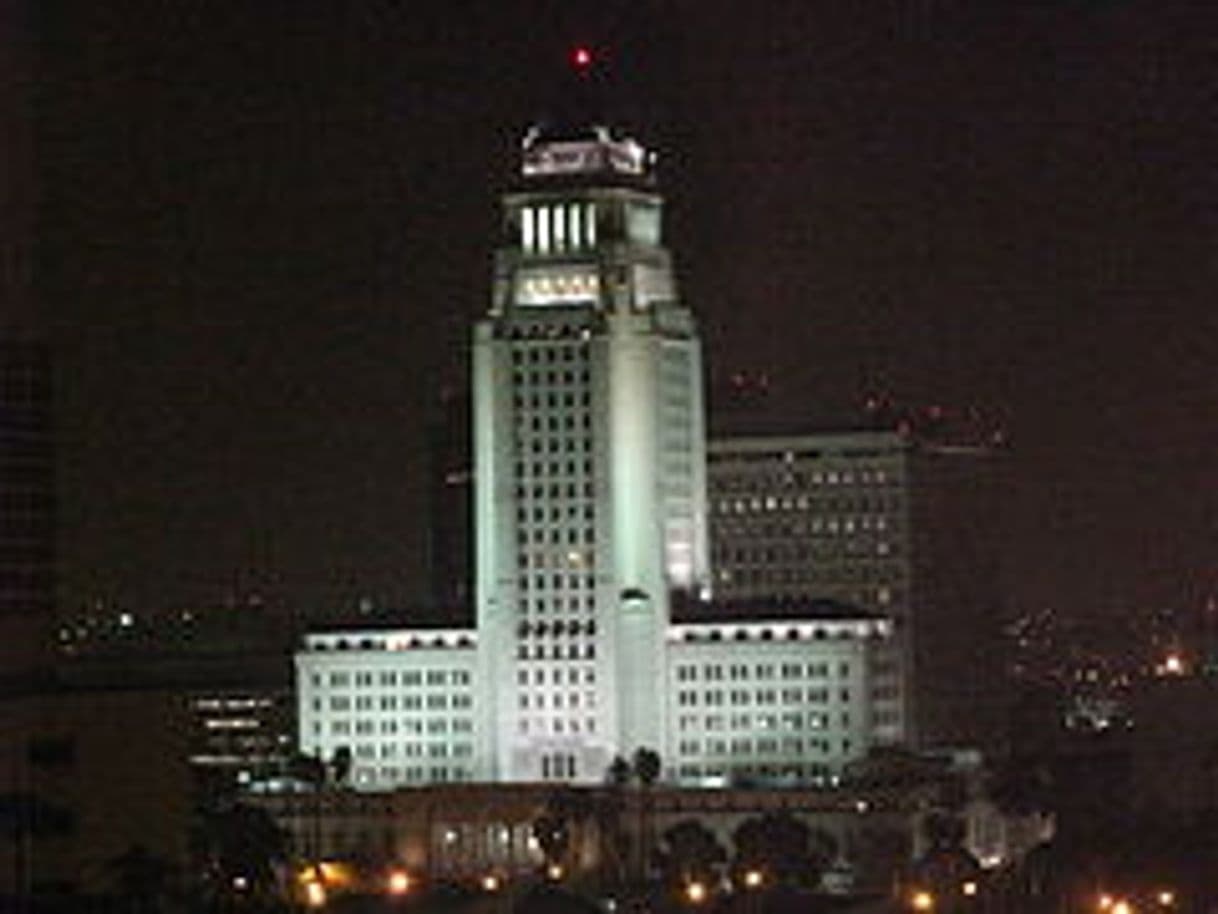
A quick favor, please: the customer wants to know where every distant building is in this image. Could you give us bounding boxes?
[0,687,194,899]
[0,340,54,678]
[54,607,298,786]
[424,385,473,616]
[706,430,1005,750]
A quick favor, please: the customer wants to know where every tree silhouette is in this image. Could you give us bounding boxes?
[195,801,289,902]
[329,746,353,787]
[731,812,833,889]
[533,811,571,868]
[106,844,178,914]
[633,748,661,787]
[631,748,661,881]
[607,755,632,788]
[656,819,726,891]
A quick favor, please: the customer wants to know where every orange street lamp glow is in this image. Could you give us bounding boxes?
[743,869,764,889]
[386,870,411,895]
[911,889,935,911]
[685,881,707,904]
[305,880,327,908]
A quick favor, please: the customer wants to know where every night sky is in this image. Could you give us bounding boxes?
[37,2,1215,624]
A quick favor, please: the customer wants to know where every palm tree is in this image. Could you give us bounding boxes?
[597,758,632,894]
[633,748,661,788]
[632,748,662,882]
[329,746,353,788]
[607,755,632,788]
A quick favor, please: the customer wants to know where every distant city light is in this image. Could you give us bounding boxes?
[684,881,707,904]
[1157,652,1185,676]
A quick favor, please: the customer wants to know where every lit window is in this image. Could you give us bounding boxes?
[568,204,581,249]
[585,202,596,246]
[522,207,535,251]
[538,206,550,253]
[553,205,565,249]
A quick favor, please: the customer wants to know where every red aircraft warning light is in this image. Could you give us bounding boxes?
[571,45,594,72]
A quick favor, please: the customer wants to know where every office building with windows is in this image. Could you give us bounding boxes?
[706,429,1003,749]
[296,119,897,789]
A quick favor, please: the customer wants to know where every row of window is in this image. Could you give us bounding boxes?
[675,661,847,681]
[321,692,473,712]
[314,670,472,689]
[511,343,588,365]
[357,765,471,784]
[541,752,577,780]
[517,482,595,500]
[519,716,596,735]
[503,323,591,341]
[515,458,593,476]
[715,514,894,535]
[512,369,591,387]
[717,568,898,588]
[518,596,597,614]
[518,644,595,660]
[516,620,597,638]
[520,573,596,591]
[712,496,902,515]
[520,203,597,254]
[519,526,594,546]
[518,691,596,710]
[710,468,896,489]
[672,763,841,783]
[516,438,593,457]
[675,687,851,707]
[675,711,850,732]
[676,737,848,756]
[322,718,473,736]
[516,665,595,685]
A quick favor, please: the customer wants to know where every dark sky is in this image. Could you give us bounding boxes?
[38,2,1216,622]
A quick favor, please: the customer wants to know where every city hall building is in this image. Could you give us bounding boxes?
[296,120,903,790]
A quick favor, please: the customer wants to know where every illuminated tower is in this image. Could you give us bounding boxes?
[472,111,709,782]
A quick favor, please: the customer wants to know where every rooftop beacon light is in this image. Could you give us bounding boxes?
[571,45,594,72]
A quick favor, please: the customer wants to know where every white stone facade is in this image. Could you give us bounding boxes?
[295,124,897,790]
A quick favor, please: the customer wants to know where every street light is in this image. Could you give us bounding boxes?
[962,880,978,897]
[910,889,935,911]
[743,869,764,890]
[685,881,708,904]
[386,870,411,895]
[305,880,327,908]
[1157,890,1176,908]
